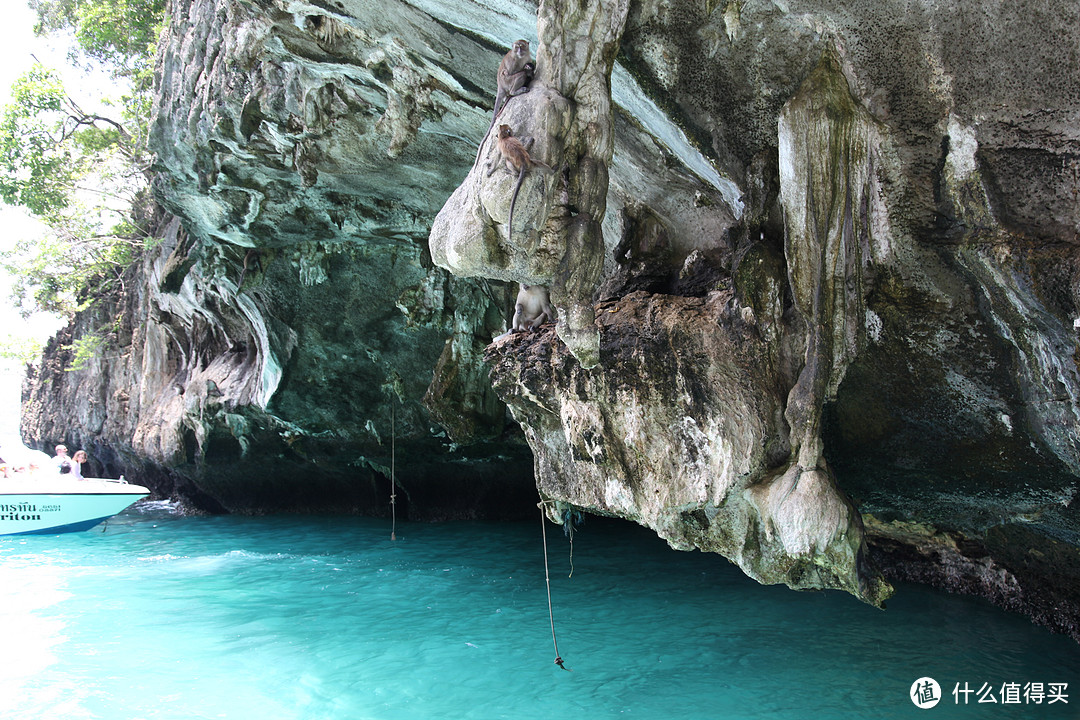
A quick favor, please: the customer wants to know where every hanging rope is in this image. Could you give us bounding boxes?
[540,500,570,671]
[564,508,580,578]
[568,521,575,578]
[390,402,397,541]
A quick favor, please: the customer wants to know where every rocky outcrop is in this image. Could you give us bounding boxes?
[429,0,630,367]
[23,0,541,516]
[21,0,1080,632]
[433,0,889,603]
[865,516,1080,640]
[486,292,888,604]
[24,213,535,517]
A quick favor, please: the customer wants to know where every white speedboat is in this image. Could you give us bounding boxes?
[0,475,150,535]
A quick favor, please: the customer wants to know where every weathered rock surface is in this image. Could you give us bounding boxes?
[486,293,888,604]
[20,0,1080,633]
[24,213,534,518]
[429,0,630,367]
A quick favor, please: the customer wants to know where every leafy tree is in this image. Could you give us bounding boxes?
[0,333,45,366]
[0,66,74,220]
[0,63,149,316]
[30,0,165,83]
[0,0,166,327]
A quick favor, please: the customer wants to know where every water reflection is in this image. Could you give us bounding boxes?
[0,551,71,712]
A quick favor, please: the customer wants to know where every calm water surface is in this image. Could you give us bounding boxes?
[0,502,1077,720]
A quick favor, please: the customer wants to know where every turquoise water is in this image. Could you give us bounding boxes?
[1,503,1077,720]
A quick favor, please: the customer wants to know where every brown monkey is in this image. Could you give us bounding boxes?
[485,124,553,242]
[473,40,534,168]
[494,40,534,121]
[512,284,555,332]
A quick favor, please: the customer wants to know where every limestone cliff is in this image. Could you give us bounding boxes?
[22,0,1080,635]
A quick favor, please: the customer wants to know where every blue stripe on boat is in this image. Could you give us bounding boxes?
[10,516,114,535]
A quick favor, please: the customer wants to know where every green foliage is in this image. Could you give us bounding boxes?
[0,66,78,221]
[73,125,121,154]
[0,1,167,329]
[0,333,44,366]
[32,1,165,63]
[64,329,108,371]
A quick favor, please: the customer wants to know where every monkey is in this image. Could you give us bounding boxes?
[472,40,534,169]
[512,284,555,332]
[485,124,553,243]
[491,284,555,341]
[494,40,533,121]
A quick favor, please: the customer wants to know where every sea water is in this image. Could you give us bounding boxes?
[0,503,1077,720]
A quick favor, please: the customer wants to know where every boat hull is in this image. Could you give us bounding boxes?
[0,478,150,535]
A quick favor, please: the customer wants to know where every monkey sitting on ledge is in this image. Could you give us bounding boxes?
[512,284,554,332]
[494,284,555,341]
[493,40,533,124]
[472,39,534,170]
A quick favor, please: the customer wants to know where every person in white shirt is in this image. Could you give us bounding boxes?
[70,450,88,480]
[52,444,71,474]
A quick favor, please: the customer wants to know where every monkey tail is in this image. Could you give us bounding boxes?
[472,121,496,170]
[471,91,508,170]
[508,175,522,243]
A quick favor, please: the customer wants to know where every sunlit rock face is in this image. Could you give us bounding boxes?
[22,0,1080,631]
[25,0,539,518]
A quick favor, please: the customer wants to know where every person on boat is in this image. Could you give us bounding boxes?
[52,444,71,473]
[70,450,88,480]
